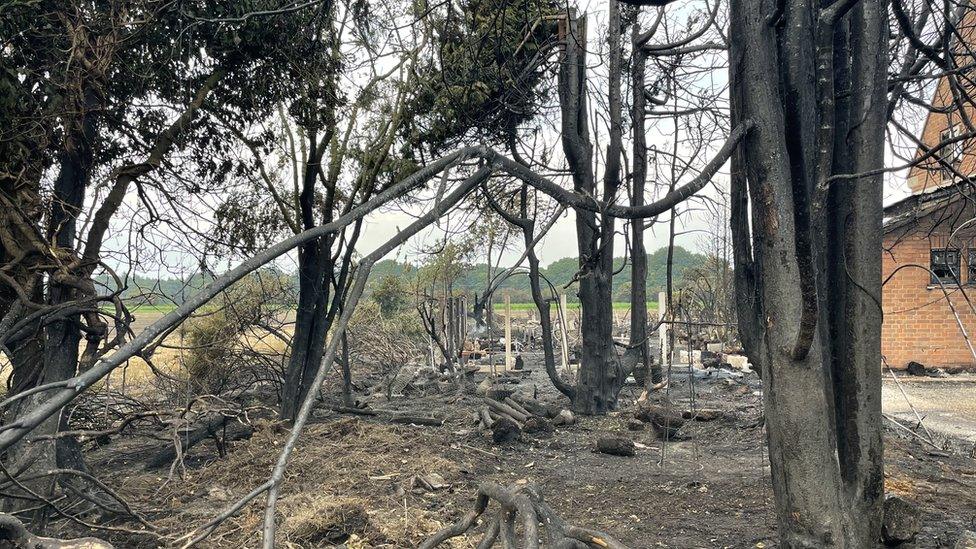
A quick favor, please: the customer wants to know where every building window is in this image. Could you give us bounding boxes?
[939,125,963,182]
[969,249,976,284]
[931,248,961,285]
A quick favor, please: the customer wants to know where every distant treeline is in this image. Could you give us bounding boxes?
[103,245,706,306]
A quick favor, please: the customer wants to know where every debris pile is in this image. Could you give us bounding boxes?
[474,393,573,444]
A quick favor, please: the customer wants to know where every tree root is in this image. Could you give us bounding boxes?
[420,483,630,549]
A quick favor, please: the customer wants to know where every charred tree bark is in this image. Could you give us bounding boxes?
[729,1,886,546]
[4,82,101,517]
[280,135,333,421]
[628,28,660,385]
[825,2,886,542]
[559,8,627,414]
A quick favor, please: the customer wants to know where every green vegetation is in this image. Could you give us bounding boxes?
[114,246,701,311]
[369,245,705,302]
[127,303,178,314]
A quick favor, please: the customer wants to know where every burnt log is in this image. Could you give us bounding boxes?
[502,397,532,419]
[485,398,529,423]
[510,395,559,419]
[635,403,684,438]
[596,437,635,457]
[147,413,253,469]
[491,417,521,444]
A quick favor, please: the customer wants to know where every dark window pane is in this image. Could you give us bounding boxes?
[931,248,961,284]
[969,249,976,284]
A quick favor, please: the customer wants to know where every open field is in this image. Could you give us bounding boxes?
[492,301,657,312]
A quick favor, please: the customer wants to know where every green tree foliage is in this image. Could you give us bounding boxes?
[372,274,410,316]
[401,0,560,152]
[366,245,707,302]
[1,1,340,191]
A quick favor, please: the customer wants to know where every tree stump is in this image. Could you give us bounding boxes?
[882,495,919,545]
[597,437,636,456]
[635,403,684,438]
[491,417,521,444]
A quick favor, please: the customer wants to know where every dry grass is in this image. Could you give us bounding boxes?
[99,417,474,548]
[885,473,918,497]
[278,495,370,546]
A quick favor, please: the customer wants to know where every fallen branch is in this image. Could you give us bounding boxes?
[0,513,113,548]
[331,406,378,417]
[485,397,529,423]
[882,413,946,452]
[147,413,253,469]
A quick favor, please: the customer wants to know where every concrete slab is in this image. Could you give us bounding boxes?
[882,376,976,443]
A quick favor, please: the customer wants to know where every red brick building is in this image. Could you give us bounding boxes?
[882,6,976,369]
[883,189,976,369]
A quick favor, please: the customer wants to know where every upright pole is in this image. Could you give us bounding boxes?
[658,291,668,369]
[559,293,571,374]
[504,294,512,372]
[488,295,495,376]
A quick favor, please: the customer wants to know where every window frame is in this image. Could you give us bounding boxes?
[968,248,976,285]
[931,247,962,285]
[939,124,963,183]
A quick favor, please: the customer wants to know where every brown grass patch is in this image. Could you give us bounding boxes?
[102,417,473,547]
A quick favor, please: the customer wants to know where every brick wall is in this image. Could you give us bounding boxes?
[882,233,976,369]
[905,7,976,194]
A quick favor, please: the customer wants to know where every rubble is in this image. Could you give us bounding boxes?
[906,361,927,377]
[553,409,575,426]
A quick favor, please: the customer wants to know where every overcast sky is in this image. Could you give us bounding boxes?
[101,0,924,280]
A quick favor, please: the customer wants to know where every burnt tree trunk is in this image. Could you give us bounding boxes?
[729,1,886,546]
[4,85,100,517]
[520,188,575,399]
[558,7,627,414]
[628,28,660,385]
[280,135,333,421]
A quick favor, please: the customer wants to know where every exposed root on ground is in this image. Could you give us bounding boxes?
[420,483,630,549]
[0,513,113,548]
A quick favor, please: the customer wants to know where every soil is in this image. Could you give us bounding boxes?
[57,353,976,548]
